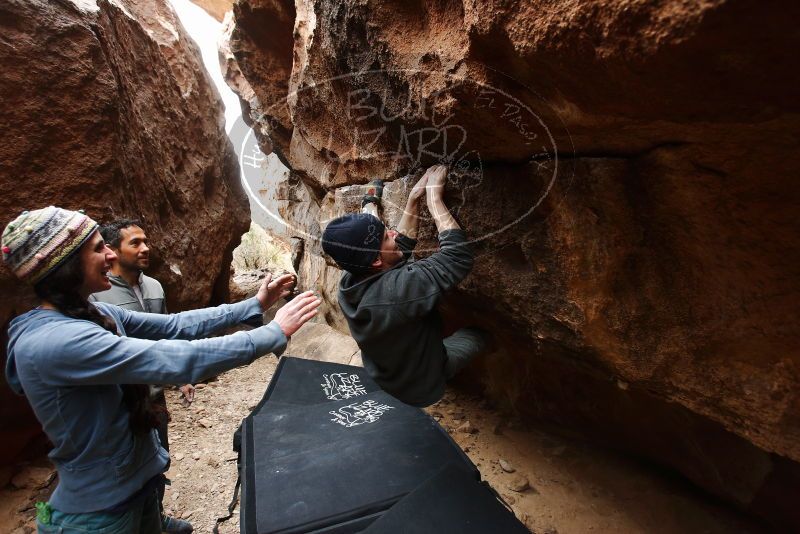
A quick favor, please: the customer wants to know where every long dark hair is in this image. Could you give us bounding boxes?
[33,247,161,435]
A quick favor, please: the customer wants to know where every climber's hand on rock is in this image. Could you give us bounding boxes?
[424,164,449,201]
[407,173,429,204]
[257,273,296,311]
[274,290,320,337]
[424,164,460,232]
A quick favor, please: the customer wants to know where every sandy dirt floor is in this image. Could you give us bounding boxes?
[1,323,769,534]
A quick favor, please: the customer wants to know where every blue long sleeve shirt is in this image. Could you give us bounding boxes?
[5,297,286,513]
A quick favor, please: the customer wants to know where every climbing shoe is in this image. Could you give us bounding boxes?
[361,179,384,209]
[162,514,193,533]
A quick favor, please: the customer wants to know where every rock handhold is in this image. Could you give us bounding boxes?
[499,458,516,473]
[457,420,478,434]
[508,474,531,493]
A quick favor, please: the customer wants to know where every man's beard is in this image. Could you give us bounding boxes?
[119,257,147,273]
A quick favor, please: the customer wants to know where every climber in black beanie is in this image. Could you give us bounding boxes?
[322,164,491,407]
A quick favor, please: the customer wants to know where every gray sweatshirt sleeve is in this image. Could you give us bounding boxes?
[393,229,473,320]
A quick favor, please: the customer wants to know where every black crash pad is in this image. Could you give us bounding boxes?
[240,390,476,534]
[362,463,530,533]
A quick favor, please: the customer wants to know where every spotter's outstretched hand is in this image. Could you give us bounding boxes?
[274,290,321,337]
[257,273,297,311]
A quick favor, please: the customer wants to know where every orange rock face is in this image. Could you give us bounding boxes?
[0,0,248,465]
[227,0,800,528]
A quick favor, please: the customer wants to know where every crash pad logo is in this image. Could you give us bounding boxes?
[329,400,394,428]
[321,372,367,401]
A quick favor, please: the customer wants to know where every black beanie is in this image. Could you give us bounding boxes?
[321,213,385,273]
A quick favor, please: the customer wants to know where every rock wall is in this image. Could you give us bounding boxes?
[189,0,232,22]
[0,0,249,472]
[225,0,800,528]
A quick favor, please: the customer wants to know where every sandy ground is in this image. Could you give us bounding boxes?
[1,322,769,534]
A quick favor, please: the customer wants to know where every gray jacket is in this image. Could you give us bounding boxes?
[90,272,166,313]
[91,272,169,397]
[338,229,474,407]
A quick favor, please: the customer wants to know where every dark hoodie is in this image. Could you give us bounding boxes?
[337,229,474,406]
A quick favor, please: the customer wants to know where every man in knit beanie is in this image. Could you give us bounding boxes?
[321,165,491,407]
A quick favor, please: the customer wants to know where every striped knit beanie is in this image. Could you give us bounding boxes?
[2,206,98,284]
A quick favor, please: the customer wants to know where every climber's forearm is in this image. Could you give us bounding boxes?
[397,197,421,239]
[426,195,460,233]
